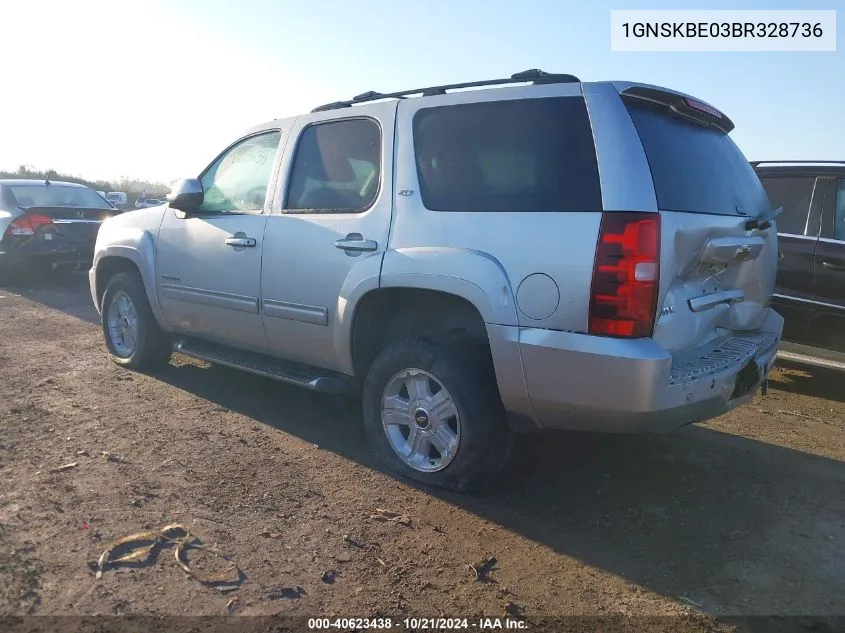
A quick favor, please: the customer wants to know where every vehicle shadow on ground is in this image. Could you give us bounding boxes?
[155,360,845,619]
[770,360,845,404]
[3,270,99,325]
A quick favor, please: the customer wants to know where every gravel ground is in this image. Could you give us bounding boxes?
[1,272,843,633]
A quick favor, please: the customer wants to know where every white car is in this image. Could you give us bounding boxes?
[134,198,167,209]
[106,192,128,207]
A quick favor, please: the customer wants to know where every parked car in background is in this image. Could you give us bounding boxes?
[95,191,120,210]
[90,70,782,491]
[0,179,122,284]
[753,161,845,369]
[106,192,128,207]
[134,197,167,209]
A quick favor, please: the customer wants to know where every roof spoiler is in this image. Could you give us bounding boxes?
[619,85,734,134]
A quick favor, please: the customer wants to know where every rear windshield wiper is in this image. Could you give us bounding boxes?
[745,206,783,231]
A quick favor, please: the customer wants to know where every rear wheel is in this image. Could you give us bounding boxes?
[101,272,172,369]
[362,339,513,493]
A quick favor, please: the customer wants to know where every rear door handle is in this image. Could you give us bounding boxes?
[335,233,377,252]
[225,236,257,248]
[821,260,845,271]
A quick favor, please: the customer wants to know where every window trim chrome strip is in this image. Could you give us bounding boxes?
[773,293,844,311]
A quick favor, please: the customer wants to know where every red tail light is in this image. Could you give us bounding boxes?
[589,212,661,338]
[6,214,53,237]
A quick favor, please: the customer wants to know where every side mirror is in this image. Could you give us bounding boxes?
[167,178,203,215]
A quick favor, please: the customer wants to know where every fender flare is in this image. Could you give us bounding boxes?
[379,247,519,323]
[93,230,168,330]
[333,247,519,375]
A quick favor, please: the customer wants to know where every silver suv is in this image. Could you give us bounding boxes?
[90,69,783,492]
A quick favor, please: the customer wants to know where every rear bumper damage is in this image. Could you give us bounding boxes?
[490,309,783,434]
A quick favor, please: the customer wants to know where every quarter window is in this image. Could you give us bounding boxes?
[757,176,816,235]
[199,131,282,213]
[285,119,381,213]
[412,97,602,213]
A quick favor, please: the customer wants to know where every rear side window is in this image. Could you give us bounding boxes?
[285,118,381,213]
[9,184,113,209]
[625,99,769,217]
[413,97,602,212]
[756,176,815,235]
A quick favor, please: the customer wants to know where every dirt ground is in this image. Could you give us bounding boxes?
[1,272,844,633]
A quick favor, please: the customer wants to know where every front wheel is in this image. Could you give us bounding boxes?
[362,339,513,493]
[101,272,172,370]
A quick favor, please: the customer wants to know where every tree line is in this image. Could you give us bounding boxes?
[0,165,170,200]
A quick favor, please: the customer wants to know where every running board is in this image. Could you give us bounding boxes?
[174,337,357,394]
[776,342,845,372]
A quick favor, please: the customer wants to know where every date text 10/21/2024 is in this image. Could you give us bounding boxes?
[307,618,528,630]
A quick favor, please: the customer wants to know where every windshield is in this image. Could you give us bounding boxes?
[624,99,770,217]
[9,184,114,210]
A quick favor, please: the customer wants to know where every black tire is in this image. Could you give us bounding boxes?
[101,271,172,370]
[362,339,513,493]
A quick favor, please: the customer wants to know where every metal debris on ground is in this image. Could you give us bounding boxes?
[465,556,498,582]
[50,462,79,473]
[343,534,363,547]
[266,586,306,600]
[94,523,243,591]
[370,508,411,526]
[101,451,128,463]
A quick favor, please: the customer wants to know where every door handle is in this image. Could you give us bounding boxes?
[225,236,257,248]
[821,260,845,271]
[335,233,377,252]
[777,250,784,261]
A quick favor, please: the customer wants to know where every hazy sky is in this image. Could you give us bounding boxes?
[1,0,841,184]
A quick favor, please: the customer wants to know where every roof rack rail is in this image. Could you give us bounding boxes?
[311,69,581,113]
[751,160,845,167]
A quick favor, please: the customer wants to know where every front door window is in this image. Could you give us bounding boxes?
[199,131,282,213]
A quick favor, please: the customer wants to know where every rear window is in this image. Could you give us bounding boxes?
[413,97,602,212]
[9,184,114,210]
[624,99,769,217]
